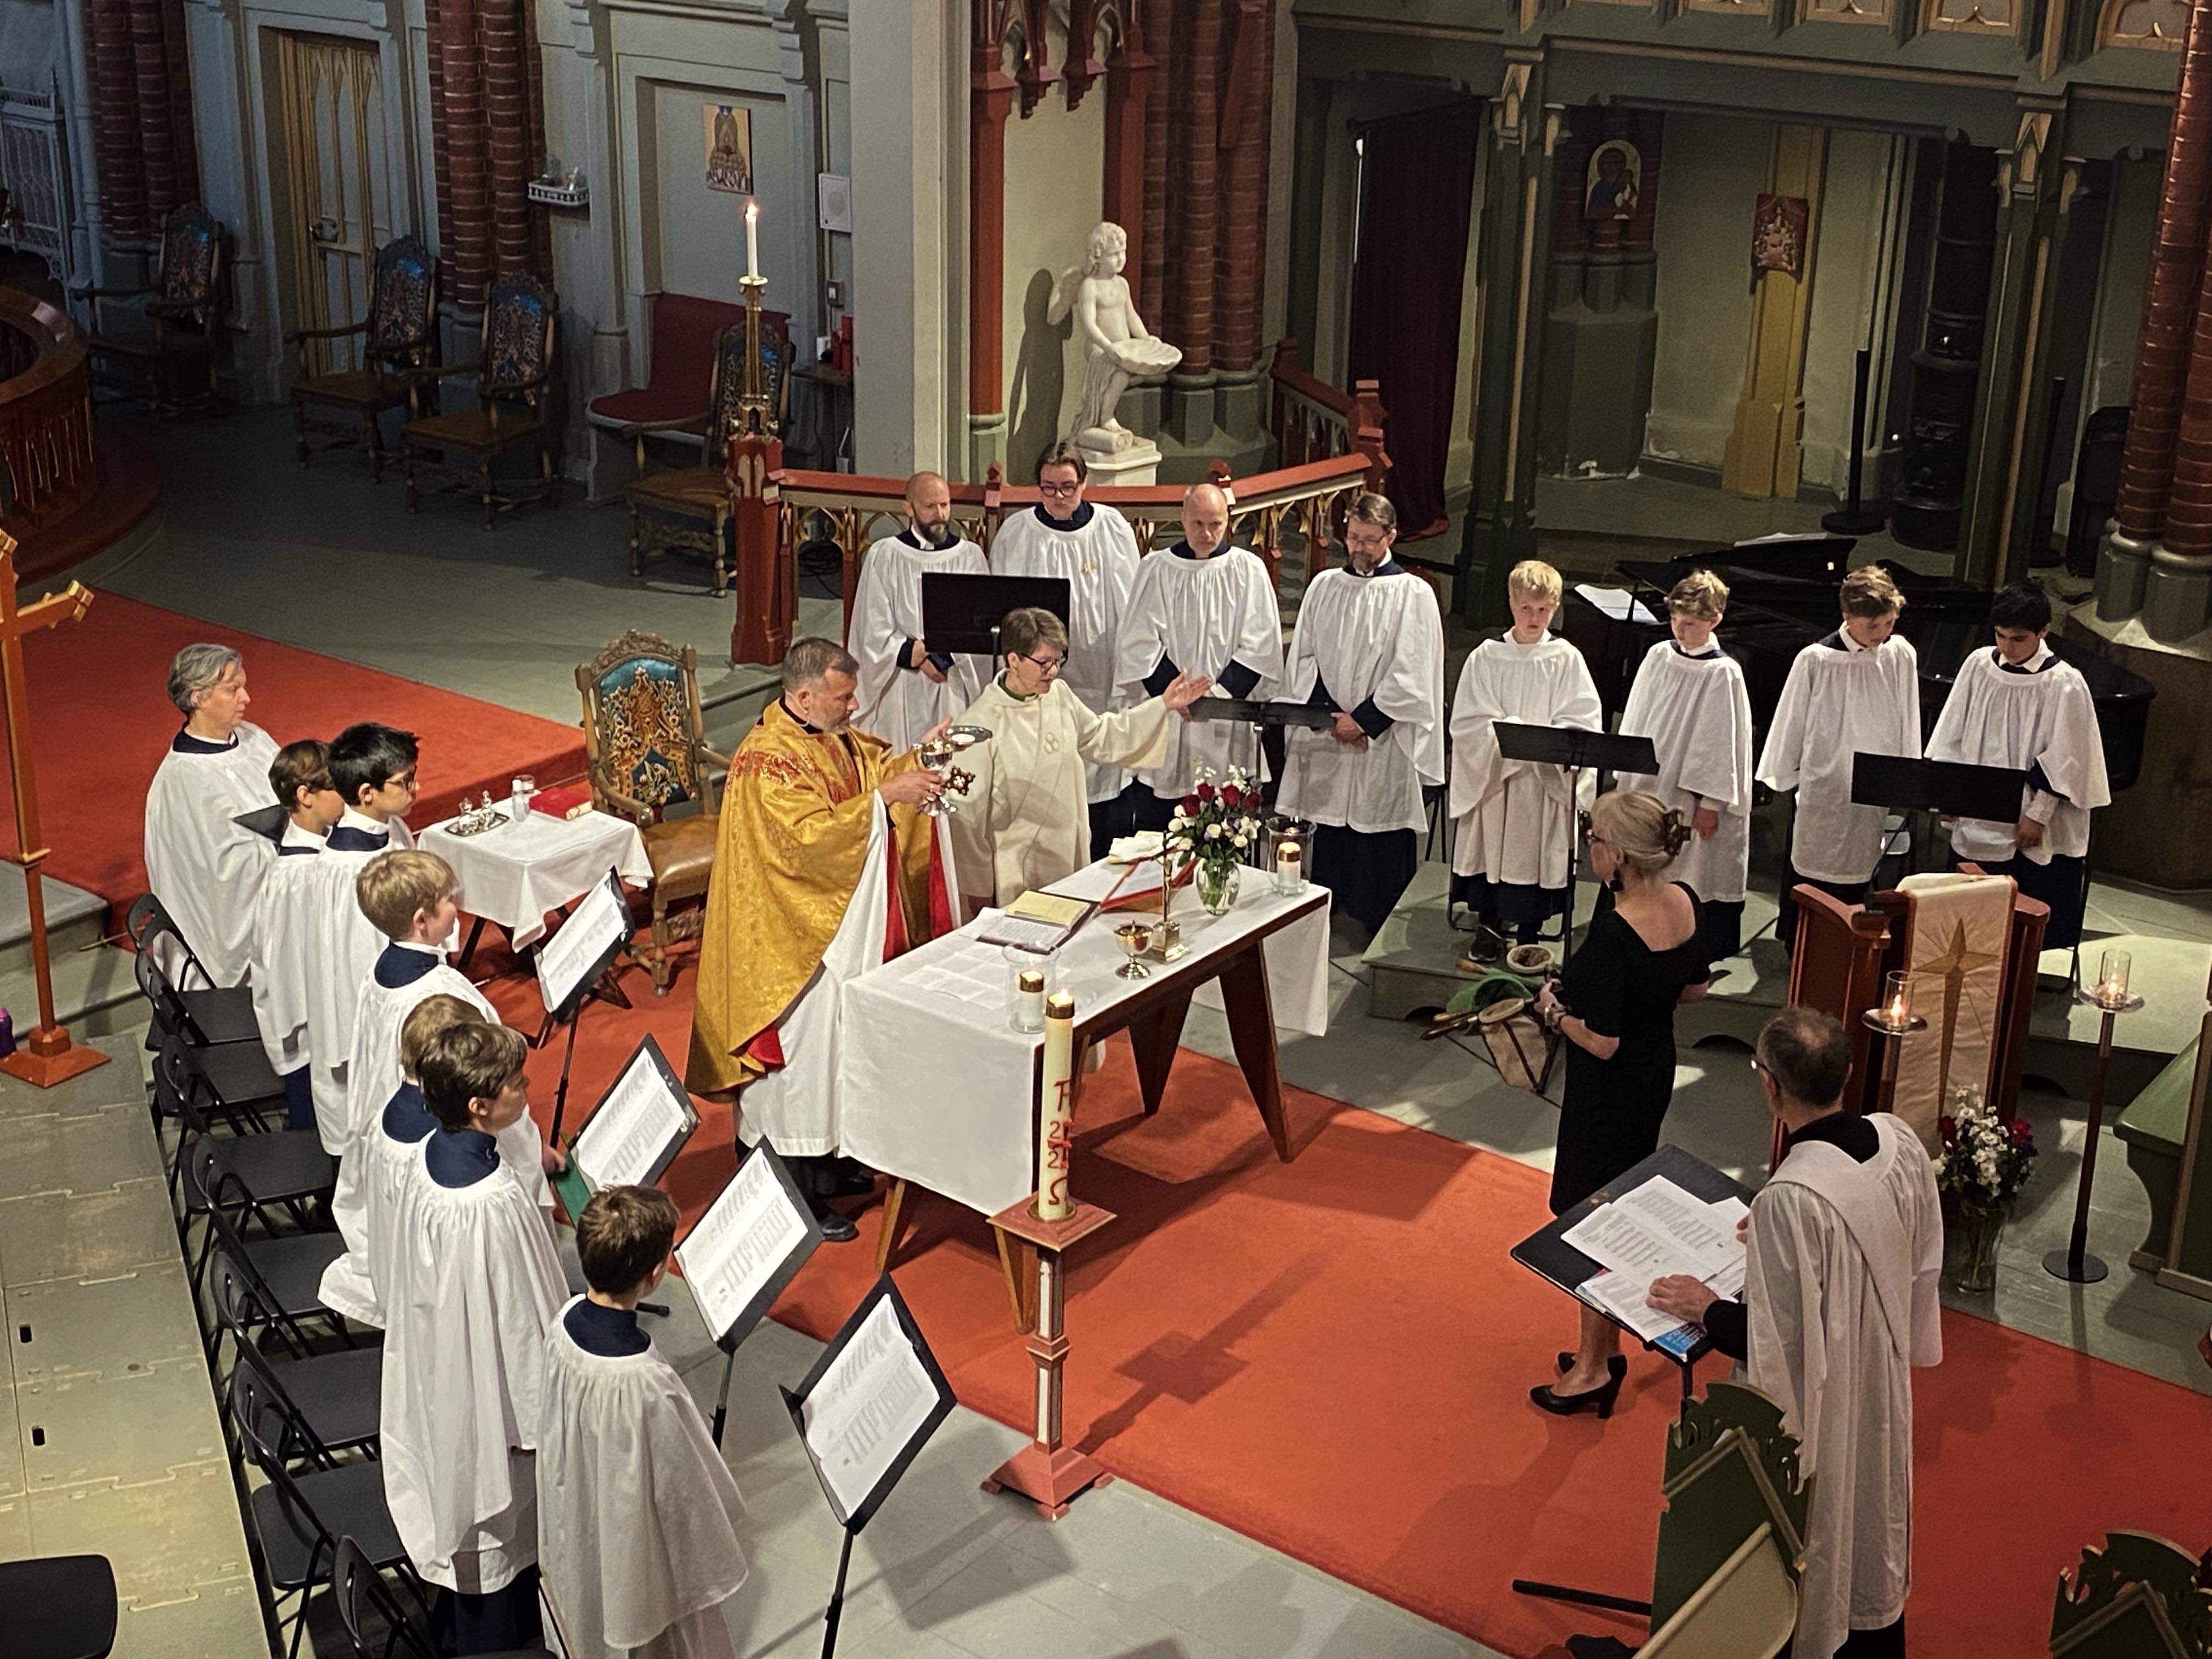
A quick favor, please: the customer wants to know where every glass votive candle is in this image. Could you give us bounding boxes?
[1007,944,1053,1034]
[2096,949,2132,1008]
[1267,816,1311,895]
[1878,969,1912,1031]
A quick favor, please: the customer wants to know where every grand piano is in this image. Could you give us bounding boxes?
[1559,533,2154,793]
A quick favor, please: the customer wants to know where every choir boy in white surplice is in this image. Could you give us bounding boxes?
[1275,492,1445,932]
[988,441,1147,855]
[539,1187,749,1659]
[1616,569,1754,959]
[1758,567,1923,950]
[1449,560,1602,946]
[1926,582,2109,953]
[349,994,478,1325]
[848,470,990,749]
[1647,1008,1940,1659]
[143,644,280,988]
[1113,482,1285,832]
[320,849,552,1327]
[246,741,345,1131]
[297,723,419,1150]
[382,1020,566,1655]
[951,607,1206,908]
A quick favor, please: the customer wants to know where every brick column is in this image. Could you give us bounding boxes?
[1138,7,1170,326]
[968,4,1016,479]
[1210,0,1273,447]
[83,0,200,244]
[1103,2,1155,287]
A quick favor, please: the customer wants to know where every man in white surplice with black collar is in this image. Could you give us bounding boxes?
[847,470,989,749]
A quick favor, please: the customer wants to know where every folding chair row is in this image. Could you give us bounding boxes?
[206,1239,379,1464]
[332,1537,556,1659]
[128,891,261,1045]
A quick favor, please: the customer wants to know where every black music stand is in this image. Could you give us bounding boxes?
[1849,753,2027,827]
[1491,725,1659,963]
[1186,696,1334,731]
[1509,1143,1754,1620]
[921,573,1073,659]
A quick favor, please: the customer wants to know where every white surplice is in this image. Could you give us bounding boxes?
[1112,545,1285,799]
[380,1147,567,1594]
[143,723,281,986]
[1758,631,1922,884]
[949,676,1171,905]
[736,798,899,1157]
[988,503,1145,803]
[1925,643,2109,864]
[1274,565,1445,836]
[297,810,414,1153]
[538,1302,748,1659]
[1745,1113,1943,1659]
[348,1086,436,1329]
[1448,633,1602,891]
[847,528,990,750]
[246,823,327,1078]
[1615,642,1754,905]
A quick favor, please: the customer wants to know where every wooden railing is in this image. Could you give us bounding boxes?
[1268,338,1389,480]
[0,289,96,535]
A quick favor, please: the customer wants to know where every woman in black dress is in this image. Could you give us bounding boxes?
[1528,789,1709,1418]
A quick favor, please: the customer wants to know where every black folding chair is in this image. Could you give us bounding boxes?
[153,1030,285,1155]
[163,1038,331,1214]
[0,1553,119,1658]
[225,1365,420,1659]
[200,1185,351,1359]
[208,1250,380,1463]
[127,891,218,990]
[137,943,266,1056]
[332,1535,440,1659]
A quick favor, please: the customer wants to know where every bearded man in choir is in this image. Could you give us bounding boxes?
[144,644,280,987]
[1449,559,1602,949]
[952,607,1209,908]
[988,441,1146,856]
[1616,569,1754,959]
[848,470,989,748]
[1925,582,2108,953]
[1113,481,1285,832]
[1759,567,1922,951]
[685,639,946,1242]
[1274,493,1444,932]
[1647,1007,1940,1659]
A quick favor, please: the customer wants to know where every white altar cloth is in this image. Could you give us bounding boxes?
[420,808,653,950]
[838,866,1330,1218]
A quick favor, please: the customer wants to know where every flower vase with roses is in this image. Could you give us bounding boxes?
[1167,765,1263,915]
[1933,1085,2038,1292]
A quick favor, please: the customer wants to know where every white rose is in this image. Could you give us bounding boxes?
[1205,824,1221,840]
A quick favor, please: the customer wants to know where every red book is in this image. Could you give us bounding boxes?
[531,783,596,822]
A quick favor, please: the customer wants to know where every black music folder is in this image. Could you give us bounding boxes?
[1850,754,2027,825]
[921,573,1073,656]
[1187,697,1335,730]
[1493,723,1659,777]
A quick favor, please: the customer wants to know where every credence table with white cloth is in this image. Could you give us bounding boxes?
[420,806,653,953]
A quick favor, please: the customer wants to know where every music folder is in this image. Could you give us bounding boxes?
[921,573,1073,657]
[1850,754,2027,825]
[535,868,631,1024]
[1187,697,1334,730]
[551,1033,698,1220]
[231,804,290,843]
[676,1138,825,1351]
[1493,723,1659,777]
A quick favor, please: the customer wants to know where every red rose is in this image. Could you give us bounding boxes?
[1196,781,1215,803]
[1221,784,1243,809]
[1938,1115,1957,1143]
[2010,1119,2034,1145]
[1180,793,1202,815]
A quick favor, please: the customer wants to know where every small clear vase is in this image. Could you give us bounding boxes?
[1197,860,1240,916]
[1953,1206,2007,1294]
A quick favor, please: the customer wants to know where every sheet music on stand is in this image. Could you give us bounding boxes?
[781,1276,956,1530]
[677,1139,824,1350]
[566,1034,698,1191]
[535,867,630,1021]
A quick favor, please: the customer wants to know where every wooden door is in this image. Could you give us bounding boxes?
[273,32,388,377]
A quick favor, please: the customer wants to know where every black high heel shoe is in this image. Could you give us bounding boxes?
[1530,1370,1625,1419]
[1556,1352,1629,1381]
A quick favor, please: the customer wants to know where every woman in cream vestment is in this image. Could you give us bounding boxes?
[952,606,1209,909]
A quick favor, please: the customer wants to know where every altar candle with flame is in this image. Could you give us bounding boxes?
[744,200,760,280]
[1037,991,1077,1221]
[2097,949,2131,1008]
[1881,969,1911,1030]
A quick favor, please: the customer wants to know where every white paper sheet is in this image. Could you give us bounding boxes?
[978,914,1077,952]
[1576,1268,1689,1344]
[535,872,628,1013]
[1041,862,1131,905]
[1561,1175,1741,1284]
[802,1296,939,1519]
[678,1153,811,1340]
[1573,584,1659,624]
[572,1046,690,1188]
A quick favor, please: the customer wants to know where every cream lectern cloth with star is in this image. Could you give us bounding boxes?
[1891,872,2012,1148]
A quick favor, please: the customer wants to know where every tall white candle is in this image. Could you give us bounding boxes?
[745,200,760,280]
[1037,990,1076,1221]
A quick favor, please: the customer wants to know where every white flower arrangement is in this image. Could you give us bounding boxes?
[1165,764,1265,880]
[1932,1085,2036,1217]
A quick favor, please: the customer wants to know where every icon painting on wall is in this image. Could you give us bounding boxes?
[1583,140,1640,221]
[706,103,754,195]
[1752,193,1810,280]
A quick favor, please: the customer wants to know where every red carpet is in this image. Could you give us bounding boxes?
[475,956,2212,1659]
[18,592,586,913]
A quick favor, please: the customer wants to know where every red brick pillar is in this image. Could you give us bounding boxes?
[1168,0,1221,376]
[480,0,534,278]
[1138,7,1170,325]
[421,0,551,313]
[437,0,491,309]
[1103,3,1155,289]
[1212,0,1272,376]
[82,0,198,242]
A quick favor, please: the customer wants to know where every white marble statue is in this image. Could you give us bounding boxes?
[1050,222,1181,458]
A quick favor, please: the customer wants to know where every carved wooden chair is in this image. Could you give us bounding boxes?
[400,271,559,529]
[575,631,728,995]
[72,201,225,414]
[286,235,438,480]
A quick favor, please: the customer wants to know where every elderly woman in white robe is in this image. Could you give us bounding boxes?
[951,607,1209,910]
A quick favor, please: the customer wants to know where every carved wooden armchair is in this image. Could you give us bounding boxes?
[400,272,559,529]
[286,236,438,480]
[72,201,225,414]
[575,631,729,995]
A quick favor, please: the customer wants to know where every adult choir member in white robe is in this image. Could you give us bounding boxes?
[1925,582,2108,952]
[1275,493,1444,932]
[1758,568,1922,949]
[382,1022,566,1655]
[1648,1008,1940,1659]
[1449,560,1601,945]
[987,441,1146,854]
[1616,570,1753,958]
[244,740,344,1130]
[1113,482,1285,831]
[847,470,989,749]
[539,1188,748,1659]
[143,645,279,987]
[950,607,1205,907]
[297,723,418,1150]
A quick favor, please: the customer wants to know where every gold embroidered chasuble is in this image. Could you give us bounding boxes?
[685,699,929,1094]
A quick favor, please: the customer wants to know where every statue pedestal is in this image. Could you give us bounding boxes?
[1079,440,1161,488]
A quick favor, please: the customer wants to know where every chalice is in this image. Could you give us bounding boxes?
[1114,920,1154,979]
[918,738,957,816]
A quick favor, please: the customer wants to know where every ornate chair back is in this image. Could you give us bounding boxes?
[152,203,224,320]
[703,324,749,469]
[758,309,793,435]
[576,630,717,825]
[364,235,437,371]
[475,271,557,409]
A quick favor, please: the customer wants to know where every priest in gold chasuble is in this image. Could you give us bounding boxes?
[685,639,949,1237]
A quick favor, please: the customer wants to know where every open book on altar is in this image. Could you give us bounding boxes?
[977,888,1094,952]
[1563,1175,1748,1358]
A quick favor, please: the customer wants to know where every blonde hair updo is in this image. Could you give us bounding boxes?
[1592,789,1694,876]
